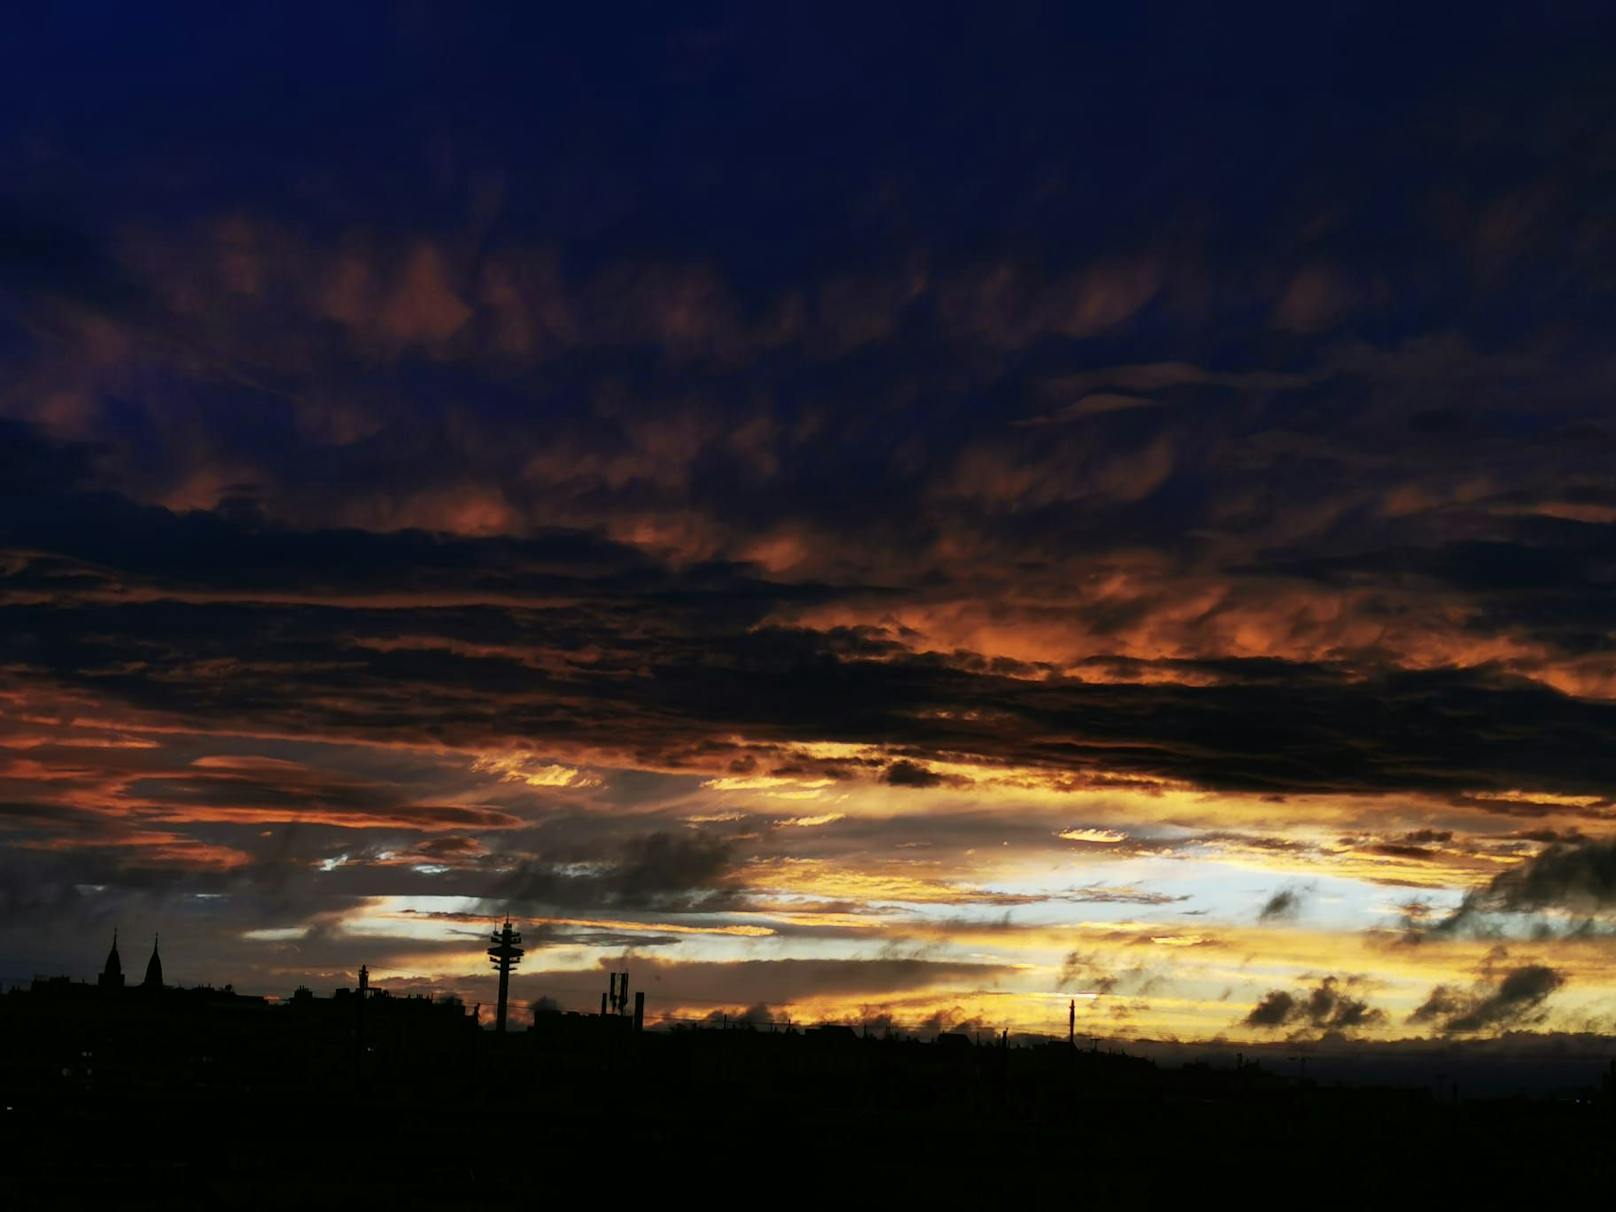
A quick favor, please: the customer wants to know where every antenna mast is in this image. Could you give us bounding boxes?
[486,919,524,1033]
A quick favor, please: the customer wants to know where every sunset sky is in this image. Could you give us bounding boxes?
[4,4,1616,1044]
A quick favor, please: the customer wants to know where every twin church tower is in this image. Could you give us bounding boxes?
[96,930,163,990]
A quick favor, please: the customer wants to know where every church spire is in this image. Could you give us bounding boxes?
[99,929,124,989]
[142,932,163,989]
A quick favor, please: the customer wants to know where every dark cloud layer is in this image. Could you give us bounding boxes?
[1243,977,1385,1036]
[1471,841,1616,915]
[491,831,738,913]
[1435,839,1616,935]
[1409,964,1566,1035]
[1259,888,1306,923]
[7,456,1616,801]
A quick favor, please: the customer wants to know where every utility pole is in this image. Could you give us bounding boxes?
[1069,998,1075,1047]
[486,919,524,1033]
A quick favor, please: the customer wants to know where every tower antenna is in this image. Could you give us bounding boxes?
[486,918,524,1033]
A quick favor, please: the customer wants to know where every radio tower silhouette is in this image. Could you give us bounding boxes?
[487,918,524,1033]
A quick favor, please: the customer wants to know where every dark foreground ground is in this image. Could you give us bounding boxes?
[9,1081,1614,1207]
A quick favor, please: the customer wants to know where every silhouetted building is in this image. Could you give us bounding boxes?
[143,934,163,989]
[98,930,124,990]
